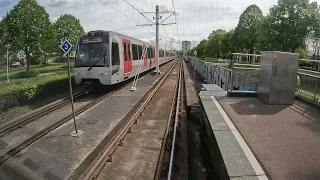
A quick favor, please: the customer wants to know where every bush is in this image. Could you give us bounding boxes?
[28,69,40,77]
[22,83,38,100]
[0,73,71,111]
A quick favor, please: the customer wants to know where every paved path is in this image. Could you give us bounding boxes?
[217,97,320,180]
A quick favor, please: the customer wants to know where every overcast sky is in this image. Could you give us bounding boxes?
[1,0,317,50]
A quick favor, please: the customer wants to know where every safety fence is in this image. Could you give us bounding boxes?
[187,57,320,104]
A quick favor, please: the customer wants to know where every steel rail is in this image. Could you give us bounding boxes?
[82,60,180,180]
[167,61,182,180]
[0,90,92,137]
[0,89,118,165]
[153,63,181,180]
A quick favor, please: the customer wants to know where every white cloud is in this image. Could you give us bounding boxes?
[2,0,281,50]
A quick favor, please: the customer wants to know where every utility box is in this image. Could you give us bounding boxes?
[257,51,299,105]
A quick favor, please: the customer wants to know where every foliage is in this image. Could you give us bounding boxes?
[295,47,309,59]
[3,0,52,73]
[193,1,320,62]
[195,39,208,58]
[22,83,38,100]
[234,5,264,54]
[264,0,317,52]
[207,30,226,59]
[54,14,85,52]
[0,73,69,111]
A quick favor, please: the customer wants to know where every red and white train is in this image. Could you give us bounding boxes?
[74,30,176,85]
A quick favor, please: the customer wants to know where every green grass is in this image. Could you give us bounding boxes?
[0,63,66,81]
[297,91,320,103]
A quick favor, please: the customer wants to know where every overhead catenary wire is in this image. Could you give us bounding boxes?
[158,0,175,50]
[171,0,180,39]
[99,0,153,39]
[123,0,154,24]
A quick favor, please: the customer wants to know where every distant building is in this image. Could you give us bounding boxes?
[182,41,191,56]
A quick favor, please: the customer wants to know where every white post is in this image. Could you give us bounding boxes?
[165,44,166,58]
[155,5,160,74]
[6,47,9,83]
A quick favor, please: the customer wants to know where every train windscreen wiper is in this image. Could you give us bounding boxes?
[87,56,104,71]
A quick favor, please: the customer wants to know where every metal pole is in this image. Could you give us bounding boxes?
[6,47,9,83]
[193,59,196,79]
[67,53,78,133]
[156,5,160,74]
[165,44,166,58]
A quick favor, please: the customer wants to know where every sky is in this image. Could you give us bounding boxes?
[0,0,316,50]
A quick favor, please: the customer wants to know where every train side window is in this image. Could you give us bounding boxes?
[128,44,132,61]
[138,45,143,59]
[148,48,151,58]
[123,43,127,61]
[152,48,155,58]
[112,42,120,65]
[132,44,138,60]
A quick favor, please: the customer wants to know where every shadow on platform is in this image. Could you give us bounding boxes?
[228,98,288,115]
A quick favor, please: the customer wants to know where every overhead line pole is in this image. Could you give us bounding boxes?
[136,5,175,75]
[156,5,160,74]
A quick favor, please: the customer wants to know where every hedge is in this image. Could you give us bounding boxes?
[0,73,73,111]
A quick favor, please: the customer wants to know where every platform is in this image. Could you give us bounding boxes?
[218,96,320,180]
[200,84,320,180]
[0,61,176,180]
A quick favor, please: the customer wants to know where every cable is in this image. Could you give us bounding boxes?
[123,0,154,24]
[99,0,136,23]
[163,0,169,11]
[162,25,174,48]
[99,0,153,40]
[171,0,180,39]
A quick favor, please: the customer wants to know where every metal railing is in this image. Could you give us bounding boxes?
[187,54,320,105]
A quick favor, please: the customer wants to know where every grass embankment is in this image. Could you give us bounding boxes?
[0,63,77,124]
[0,63,66,81]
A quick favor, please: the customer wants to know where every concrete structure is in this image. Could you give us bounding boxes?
[258,51,299,105]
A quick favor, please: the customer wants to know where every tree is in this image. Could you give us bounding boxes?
[0,20,7,64]
[206,30,226,59]
[220,30,235,59]
[3,0,52,74]
[264,0,317,52]
[195,39,208,58]
[307,2,320,59]
[54,14,85,53]
[235,5,264,57]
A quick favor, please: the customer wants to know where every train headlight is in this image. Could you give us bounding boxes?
[74,72,80,76]
[101,72,108,76]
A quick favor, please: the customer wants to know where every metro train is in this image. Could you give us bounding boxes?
[74,30,177,85]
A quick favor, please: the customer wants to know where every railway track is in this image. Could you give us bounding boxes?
[0,59,177,167]
[0,88,122,165]
[0,90,93,137]
[80,60,184,180]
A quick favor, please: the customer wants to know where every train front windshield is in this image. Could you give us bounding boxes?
[75,37,110,68]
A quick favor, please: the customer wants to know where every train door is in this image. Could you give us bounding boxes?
[122,39,132,74]
[143,44,148,67]
[152,47,156,66]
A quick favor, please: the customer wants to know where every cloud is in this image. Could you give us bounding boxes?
[0,0,11,6]
[45,0,73,7]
